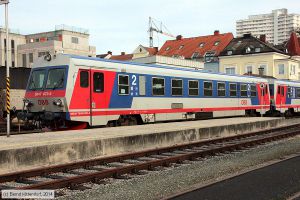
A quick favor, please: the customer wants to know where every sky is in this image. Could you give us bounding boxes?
[1,0,300,55]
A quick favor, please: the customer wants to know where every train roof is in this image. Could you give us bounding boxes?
[33,54,268,83]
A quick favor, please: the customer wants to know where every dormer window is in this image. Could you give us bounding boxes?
[191,52,200,59]
[214,41,220,46]
[179,45,184,50]
[245,47,251,53]
[199,42,205,48]
[166,47,171,51]
[227,50,233,55]
[255,47,261,52]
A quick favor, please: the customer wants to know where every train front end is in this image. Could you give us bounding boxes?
[17,54,72,129]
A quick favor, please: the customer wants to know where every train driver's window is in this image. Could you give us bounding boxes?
[203,81,213,97]
[229,83,237,97]
[80,71,89,88]
[118,74,129,95]
[93,72,104,93]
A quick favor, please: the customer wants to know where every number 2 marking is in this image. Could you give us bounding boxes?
[132,75,137,86]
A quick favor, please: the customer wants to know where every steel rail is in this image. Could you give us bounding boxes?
[0,124,299,190]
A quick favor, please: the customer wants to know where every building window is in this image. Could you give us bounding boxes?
[118,74,129,95]
[172,79,183,96]
[251,85,257,97]
[152,77,165,96]
[173,54,179,58]
[245,65,253,74]
[71,37,79,44]
[12,61,15,67]
[227,50,233,55]
[93,72,104,93]
[278,64,284,74]
[225,67,235,74]
[204,81,213,97]
[188,80,199,96]
[217,82,226,97]
[191,52,199,59]
[259,64,267,75]
[199,42,205,48]
[179,45,184,50]
[22,54,27,67]
[229,83,237,97]
[29,53,33,63]
[35,38,39,42]
[80,71,89,88]
[214,41,220,46]
[205,51,216,62]
[240,84,248,97]
[290,64,296,75]
[255,47,261,52]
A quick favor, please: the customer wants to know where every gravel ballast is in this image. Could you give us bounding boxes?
[57,136,300,200]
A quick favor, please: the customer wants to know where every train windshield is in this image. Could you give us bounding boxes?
[46,68,65,89]
[28,69,47,90]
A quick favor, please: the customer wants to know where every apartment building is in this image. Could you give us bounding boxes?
[1,25,96,68]
[236,8,300,45]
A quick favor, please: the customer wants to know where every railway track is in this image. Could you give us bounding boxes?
[0,124,299,196]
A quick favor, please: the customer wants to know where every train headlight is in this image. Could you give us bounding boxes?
[53,99,63,107]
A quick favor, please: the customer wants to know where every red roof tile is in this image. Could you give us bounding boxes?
[110,54,133,61]
[157,32,234,58]
[287,32,300,56]
[145,47,158,56]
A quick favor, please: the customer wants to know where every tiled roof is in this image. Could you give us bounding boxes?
[286,32,300,56]
[145,47,158,56]
[110,54,133,61]
[219,34,285,56]
[157,31,233,59]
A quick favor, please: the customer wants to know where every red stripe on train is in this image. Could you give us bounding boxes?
[70,105,270,117]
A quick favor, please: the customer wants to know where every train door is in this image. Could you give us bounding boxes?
[276,85,285,113]
[91,70,105,126]
[78,69,92,125]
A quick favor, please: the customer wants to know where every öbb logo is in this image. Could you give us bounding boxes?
[38,100,49,105]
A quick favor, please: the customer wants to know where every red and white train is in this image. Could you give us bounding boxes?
[17,54,300,129]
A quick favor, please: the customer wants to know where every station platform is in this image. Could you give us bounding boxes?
[0,117,299,174]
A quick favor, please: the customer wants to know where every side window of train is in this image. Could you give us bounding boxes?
[217,82,226,97]
[80,71,89,88]
[188,80,199,96]
[203,81,213,97]
[229,83,237,97]
[251,84,257,97]
[287,87,292,98]
[240,84,248,97]
[118,74,129,95]
[172,79,183,96]
[93,72,104,93]
[152,77,165,96]
[296,88,300,98]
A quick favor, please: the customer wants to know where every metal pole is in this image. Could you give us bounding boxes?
[5,2,10,137]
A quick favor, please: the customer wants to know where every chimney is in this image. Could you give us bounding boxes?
[176,35,183,40]
[107,51,112,55]
[214,30,220,36]
[121,52,125,55]
[259,34,266,43]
